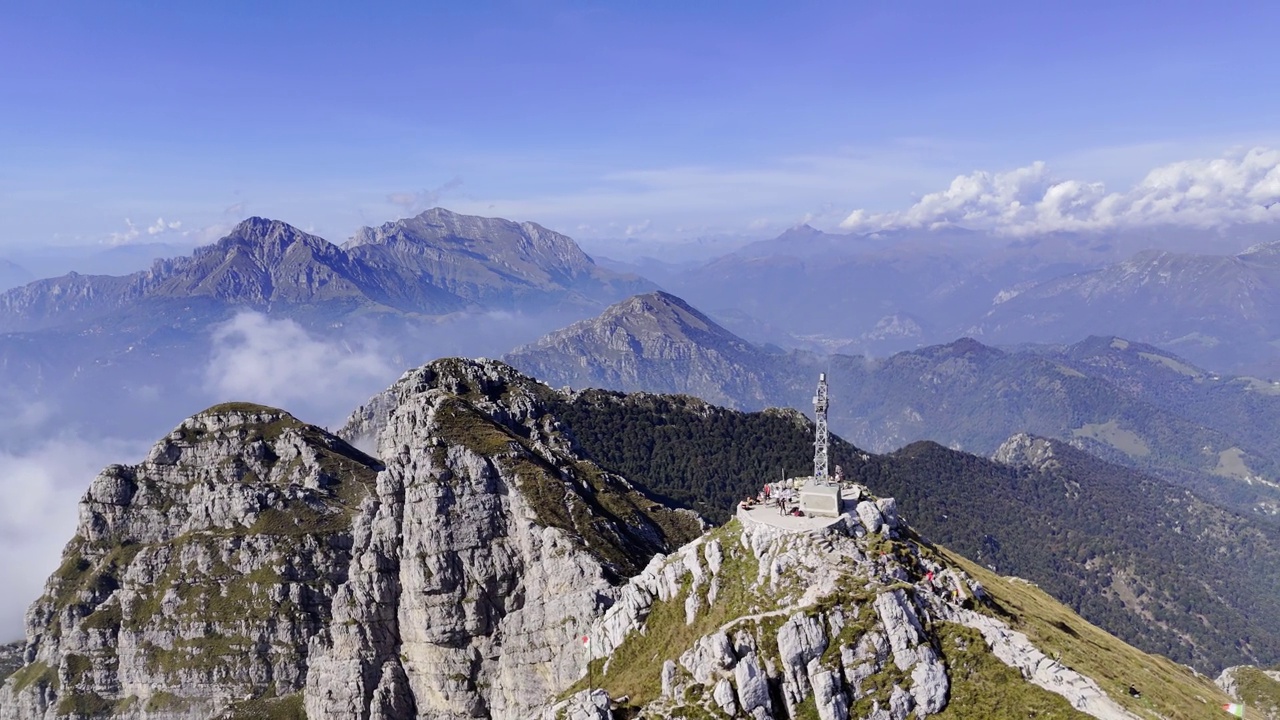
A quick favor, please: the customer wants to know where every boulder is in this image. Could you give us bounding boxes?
[734,653,773,716]
[679,631,738,684]
[809,662,850,720]
[856,501,884,534]
[712,678,739,716]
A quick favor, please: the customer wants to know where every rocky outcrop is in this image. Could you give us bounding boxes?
[0,359,701,720]
[922,595,1137,720]
[567,482,1166,720]
[305,359,702,720]
[1217,666,1280,720]
[992,432,1060,471]
[0,358,1239,720]
[536,689,611,720]
[0,402,384,719]
[0,642,23,684]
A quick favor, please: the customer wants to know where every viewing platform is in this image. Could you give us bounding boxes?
[735,479,866,534]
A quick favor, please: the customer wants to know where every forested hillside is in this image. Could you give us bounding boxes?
[553,389,1280,673]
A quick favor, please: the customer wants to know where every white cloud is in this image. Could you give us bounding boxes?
[106,216,185,245]
[106,218,140,246]
[146,217,182,235]
[840,147,1280,235]
[0,437,148,640]
[204,312,398,427]
[181,222,233,245]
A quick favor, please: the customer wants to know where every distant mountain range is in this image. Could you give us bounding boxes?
[632,223,1280,374]
[0,209,652,445]
[0,210,650,332]
[974,241,1280,374]
[506,290,1280,515]
[5,206,1280,452]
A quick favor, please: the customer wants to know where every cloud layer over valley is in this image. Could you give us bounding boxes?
[204,313,400,429]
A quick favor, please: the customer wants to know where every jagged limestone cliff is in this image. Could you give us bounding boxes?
[0,402,383,719]
[0,359,701,719]
[303,358,701,719]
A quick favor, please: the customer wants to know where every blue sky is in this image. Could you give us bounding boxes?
[2,0,1278,250]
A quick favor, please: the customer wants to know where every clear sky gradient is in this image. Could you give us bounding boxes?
[2,0,1278,250]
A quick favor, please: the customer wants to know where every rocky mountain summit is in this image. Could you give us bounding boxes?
[506,291,779,408]
[0,402,384,718]
[0,358,1264,718]
[0,359,701,719]
[345,208,648,309]
[0,210,650,334]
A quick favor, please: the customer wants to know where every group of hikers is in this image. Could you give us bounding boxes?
[740,482,806,517]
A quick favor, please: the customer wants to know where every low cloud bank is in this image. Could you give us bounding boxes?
[0,437,147,641]
[204,312,400,429]
[842,147,1280,236]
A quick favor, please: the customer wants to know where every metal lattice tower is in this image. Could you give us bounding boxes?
[813,372,829,483]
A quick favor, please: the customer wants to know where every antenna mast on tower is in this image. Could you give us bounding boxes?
[813,372,829,484]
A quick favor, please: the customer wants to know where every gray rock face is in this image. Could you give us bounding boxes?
[888,684,915,720]
[856,501,885,534]
[712,678,738,716]
[843,630,889,699]
[809,664,849,720]
[0,359,702,720]
[734,652,773,717]
[679,632,737,685]
[539,689,613,720]
[304,359,699,720]
[661,660,679,698]
[0,403,384,720]
[874,589,928,671]
[910,650,949,715]
[777,612,828,706]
